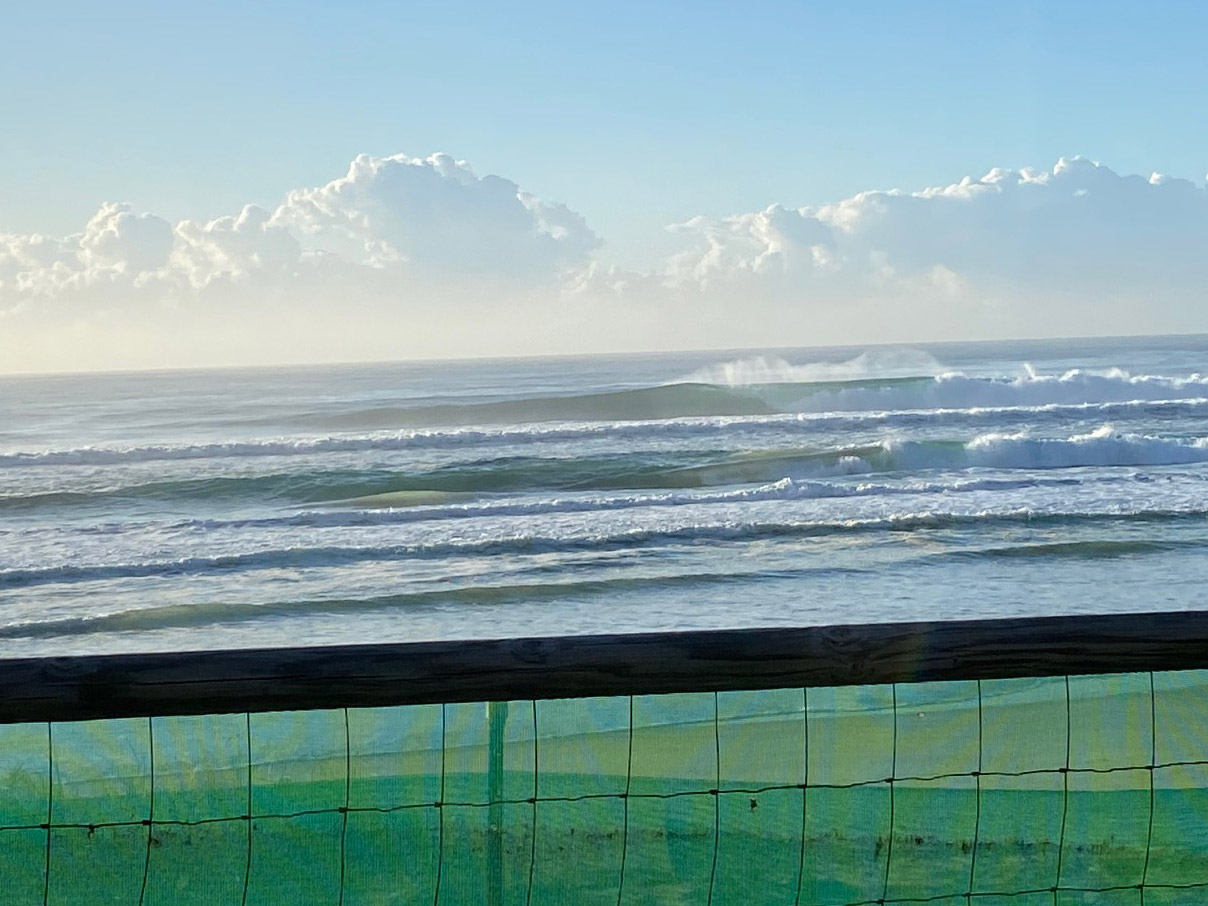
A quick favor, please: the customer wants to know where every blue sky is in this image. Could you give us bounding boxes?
[3,0,1205,269]
[2,1,1207,372]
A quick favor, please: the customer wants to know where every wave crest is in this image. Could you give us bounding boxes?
[684,349,947,385]
[7,506,1208,591]
[799,368,1208,413]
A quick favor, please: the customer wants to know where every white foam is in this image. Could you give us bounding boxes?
[0,419,815,467]
[175,472,1147,532]
[686,349,947,385]
[7,374,1208,469]
[963,425,1208,469]
[799,368,1208,413]
[9,502,1208,592]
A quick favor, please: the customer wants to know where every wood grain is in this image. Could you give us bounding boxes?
[1,610,1206,723]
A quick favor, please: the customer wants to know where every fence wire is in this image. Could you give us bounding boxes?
[2,670,1208,905]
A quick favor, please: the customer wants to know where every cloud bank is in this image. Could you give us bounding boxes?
[656,158,1208,343]
[2,153,597,306]
[2,153,1206,372]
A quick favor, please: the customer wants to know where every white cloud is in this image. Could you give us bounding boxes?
[272,152,599,278]
[0,152,599,317]
[78,203,175,274]
[171,204,303,290]
[637,156,1208,347]
[662,156,1208,310]
[2,153,1207,372]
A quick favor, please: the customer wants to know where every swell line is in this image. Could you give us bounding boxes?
[8,397,1208,468]
[7,508,1208,590]
[5,427,1207,512]
[0,569,858,639]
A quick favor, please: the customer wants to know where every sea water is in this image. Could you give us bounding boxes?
[3,334,1208,656]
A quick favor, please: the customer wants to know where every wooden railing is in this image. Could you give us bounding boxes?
[2,609,1207,723]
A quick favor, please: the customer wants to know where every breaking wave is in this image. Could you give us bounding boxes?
[797,367,1208,413]
[8,398,1208,472]
[684,349,948,385]
[6,364,1208,469]
[166,474,1102,530]
[617,427,1208,484]
[4,427,1206,512]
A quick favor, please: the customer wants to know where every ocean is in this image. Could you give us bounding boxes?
[3,334,1208,657]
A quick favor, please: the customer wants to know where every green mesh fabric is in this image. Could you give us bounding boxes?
[3,670,1208,904]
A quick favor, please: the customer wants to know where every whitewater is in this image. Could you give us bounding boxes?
[3,334,1208,655]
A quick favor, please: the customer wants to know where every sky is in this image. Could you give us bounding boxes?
[2,0,1207,373]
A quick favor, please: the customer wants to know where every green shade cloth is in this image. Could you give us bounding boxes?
[3,670,1208,904]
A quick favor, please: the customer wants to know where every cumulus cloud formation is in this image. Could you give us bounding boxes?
[1,153,1206,372]
[650,157,1208,345]
[665,157,1208,296]
[273,153,598,277]
[0,152,598,314]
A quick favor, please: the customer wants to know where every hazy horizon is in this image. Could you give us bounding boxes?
[3,329,1207,381]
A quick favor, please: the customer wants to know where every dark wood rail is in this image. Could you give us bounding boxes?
[2,610,1207,724]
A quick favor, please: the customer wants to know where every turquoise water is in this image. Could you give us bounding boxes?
[3,334,1208,655]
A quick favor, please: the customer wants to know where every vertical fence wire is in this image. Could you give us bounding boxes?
[137,716,155,906]
[338,708,350,906]
[525,699,538,906]
[1141,671,1158,905]
[1052,676,1072,904]
[615,696,634,906]
[966,680,984,904]
[706,691,721,906]
[881,683,899,904]
[487,701,507,906]
[433,703,447,906]
[42,721,52,906]
[794,686,809,906]
[240,712,252,906]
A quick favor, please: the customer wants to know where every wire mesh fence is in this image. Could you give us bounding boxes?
[3,669,1208,905]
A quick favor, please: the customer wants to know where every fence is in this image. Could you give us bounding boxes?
[3,612,1208,905]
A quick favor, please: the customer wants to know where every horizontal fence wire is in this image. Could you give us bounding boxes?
[3,670,1208,905]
